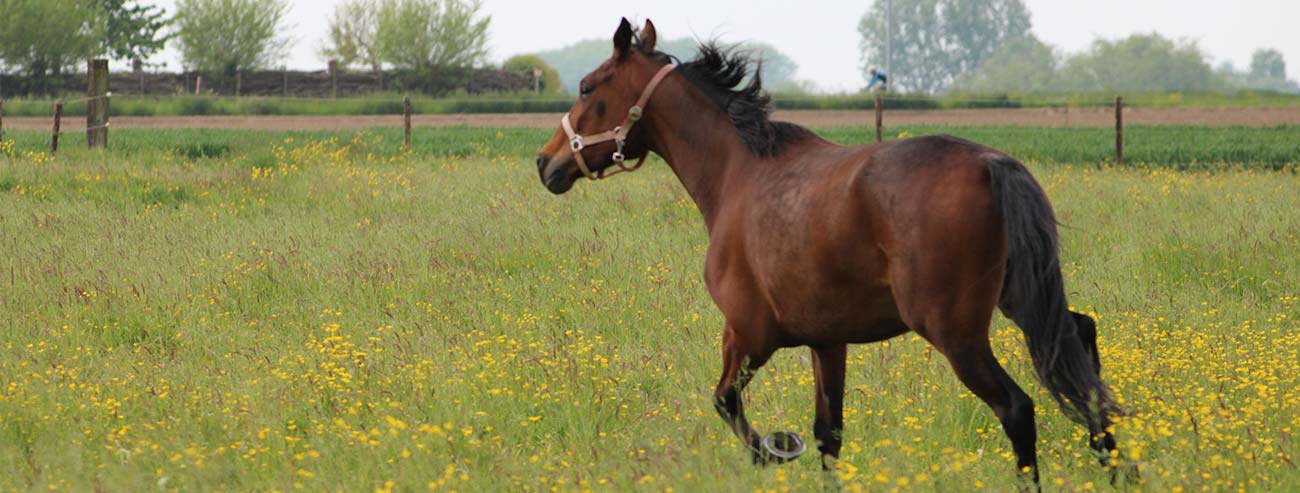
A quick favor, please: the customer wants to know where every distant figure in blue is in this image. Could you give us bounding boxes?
[867,67,888,92]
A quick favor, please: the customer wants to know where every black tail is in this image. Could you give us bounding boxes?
[985,155,1119,426]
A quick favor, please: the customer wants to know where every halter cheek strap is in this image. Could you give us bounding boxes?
[561,62,677,180]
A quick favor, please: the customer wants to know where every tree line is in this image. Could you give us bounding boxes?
[3,0,1293,98]
[535,37,799,95]
[0,0,517,95]
[857,0,1298,94]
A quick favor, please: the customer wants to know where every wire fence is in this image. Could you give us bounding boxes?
[0,82,115,152]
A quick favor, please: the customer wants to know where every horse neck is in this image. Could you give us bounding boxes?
[642,78,750,231]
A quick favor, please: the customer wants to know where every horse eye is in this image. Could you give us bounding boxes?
[580,86,594,99]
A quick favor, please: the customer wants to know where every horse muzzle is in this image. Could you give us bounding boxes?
[537,153,578,195]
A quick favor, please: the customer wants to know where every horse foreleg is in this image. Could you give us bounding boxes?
[712,326,803,465]
[811,344,847,471]
[713,339,767,463]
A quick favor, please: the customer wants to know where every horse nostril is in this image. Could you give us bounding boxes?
[536,155,548,171]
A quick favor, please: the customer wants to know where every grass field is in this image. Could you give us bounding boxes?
[1,127,1297,492]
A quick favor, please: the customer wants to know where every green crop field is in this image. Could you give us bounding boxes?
[2,89,1299,118]
[0,126,1297,492]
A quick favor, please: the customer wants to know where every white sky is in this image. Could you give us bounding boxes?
[141,0,1300,93]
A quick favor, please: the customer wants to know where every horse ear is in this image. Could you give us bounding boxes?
[613,17,634,58]
[640,19,658,52]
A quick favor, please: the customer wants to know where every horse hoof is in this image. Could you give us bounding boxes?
[1109,462,1141,485]
[761,431,807,463]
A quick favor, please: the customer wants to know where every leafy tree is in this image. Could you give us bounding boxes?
[374,0,490,71]
[1213,51,1297,93]
[100,0,170,63]
[1055,33,1224,92]
[537,36,799,93]
[953,34,1056,93]
[740,42,798,90]
[502,55,561,94]
[1215,60,1246,87]
[320,0,382,73]
[0,0,103,78]
[174,0,292,74]
[1249,49,1285,84]
[857,0,1032,93]
[534,39,607,93]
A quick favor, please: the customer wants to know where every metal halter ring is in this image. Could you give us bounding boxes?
[627,106,643,122]
[570,135,584,152]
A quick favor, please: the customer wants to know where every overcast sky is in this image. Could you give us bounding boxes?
[143,0,1300,93]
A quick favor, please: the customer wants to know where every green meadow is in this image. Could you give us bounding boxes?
[0,126,1296,491]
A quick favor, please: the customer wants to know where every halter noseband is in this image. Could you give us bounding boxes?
[561,61,677,180]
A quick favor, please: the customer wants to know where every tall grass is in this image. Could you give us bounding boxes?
[0,128,1296,491]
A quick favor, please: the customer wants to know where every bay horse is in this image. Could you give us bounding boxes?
[535,18,1125,487]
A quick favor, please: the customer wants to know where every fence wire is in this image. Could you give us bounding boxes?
[55,123,110,135]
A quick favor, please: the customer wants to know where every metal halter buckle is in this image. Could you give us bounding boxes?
[612,138,627,163]
[569,135,584,152]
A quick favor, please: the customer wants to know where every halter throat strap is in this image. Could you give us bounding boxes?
[561,61,677,180]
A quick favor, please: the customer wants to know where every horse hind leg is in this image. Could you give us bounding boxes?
[942,342,1040,490]
[1069,311,1135,482]
[1070,312,1118,455]
[1071,311,1102,376]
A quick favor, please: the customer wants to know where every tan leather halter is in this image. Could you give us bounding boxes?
[561,61,677,180]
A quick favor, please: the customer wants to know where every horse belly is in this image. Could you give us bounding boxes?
[773,278,907,346]
[755,239,906,343]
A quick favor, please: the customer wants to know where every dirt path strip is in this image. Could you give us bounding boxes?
[4,107,1300,131]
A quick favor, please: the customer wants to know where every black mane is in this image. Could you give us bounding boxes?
[640,41,813,157]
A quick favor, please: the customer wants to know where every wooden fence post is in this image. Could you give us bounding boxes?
[87,59,110,149]
[235,69,243,98]
[1115,96,1124,166]
[51,99,63,154]
[133,57,144,95]
[874,93,883,143]
[195,75,203,96]
[329,60,339,101]
[403,96,412,150]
